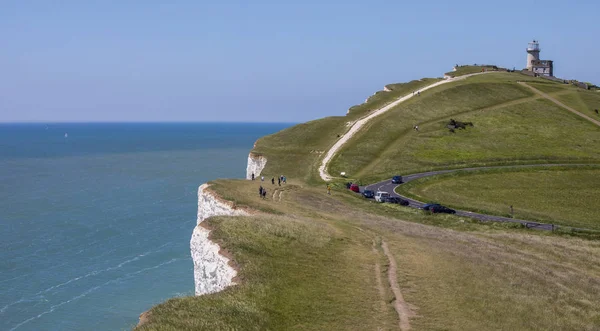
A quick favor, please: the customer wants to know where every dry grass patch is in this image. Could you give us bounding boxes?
[377,218,600,330]
[137,214,398,331]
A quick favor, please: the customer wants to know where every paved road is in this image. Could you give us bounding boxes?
[362,164,596,231]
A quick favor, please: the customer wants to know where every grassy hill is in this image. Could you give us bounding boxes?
[137,70,600,330]
[251,78,440,184]
[329,73,600,182]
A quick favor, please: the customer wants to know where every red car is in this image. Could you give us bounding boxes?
[349,183,360,193]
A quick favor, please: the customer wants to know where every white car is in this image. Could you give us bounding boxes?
[374,191,390,203]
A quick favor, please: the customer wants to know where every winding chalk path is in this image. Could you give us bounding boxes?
[519,82,600,127]
[319,71,494,181]
[382,240,413,330]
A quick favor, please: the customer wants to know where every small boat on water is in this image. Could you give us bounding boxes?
[64,133,68,138]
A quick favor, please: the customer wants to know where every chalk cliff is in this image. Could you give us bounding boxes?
[190,184,248,295]
[246,153,267,180]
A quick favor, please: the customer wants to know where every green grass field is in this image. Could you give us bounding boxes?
[389,99,600,173]
[138,179,600,330]
[397,167,600,229]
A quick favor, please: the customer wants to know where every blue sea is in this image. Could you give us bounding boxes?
[0,123,290,331]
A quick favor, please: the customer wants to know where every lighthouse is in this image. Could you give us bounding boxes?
[526,40,540,70]
[525,40,554,77]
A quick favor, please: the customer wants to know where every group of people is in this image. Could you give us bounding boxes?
[253,173,287,200]
[258,185,267,199]
[251,173,287,186]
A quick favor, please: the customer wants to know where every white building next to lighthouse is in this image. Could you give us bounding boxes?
[526,40,554,77]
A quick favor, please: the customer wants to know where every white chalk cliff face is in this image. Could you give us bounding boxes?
[190,184,248,296]
[246,153,267,180]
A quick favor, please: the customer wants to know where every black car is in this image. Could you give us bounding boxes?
[420,203,441,211]
[430,205,456,214]
[391,175,403,184]
[384,196,410,206]
[362,190,375,199]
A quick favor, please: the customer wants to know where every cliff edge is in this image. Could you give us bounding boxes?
[246,152,267,180]
[190,183,249,295]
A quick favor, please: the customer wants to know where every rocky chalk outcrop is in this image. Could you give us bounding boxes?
[246,153,267,180]
[190,184,248,295]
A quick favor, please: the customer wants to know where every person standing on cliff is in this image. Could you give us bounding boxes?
[261,176,264,182]
[327,184,331,195]
[283,176,287,184]
[278,177,281,186]
[271,177,275,185]
[251,173,255,181]
[262,188,267,199]
[259,186,263,197]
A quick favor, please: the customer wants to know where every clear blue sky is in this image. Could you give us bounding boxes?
[1,0,598,123]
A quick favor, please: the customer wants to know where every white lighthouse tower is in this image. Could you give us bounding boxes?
[526,40,540,70]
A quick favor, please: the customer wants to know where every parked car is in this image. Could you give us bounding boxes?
[391,175,403,184]
[430,205,456,214]
[349,183,360,193]
[384,196,410,206]
[362,190,375,199]
[374,191,390,202]
[420,203,441,211]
